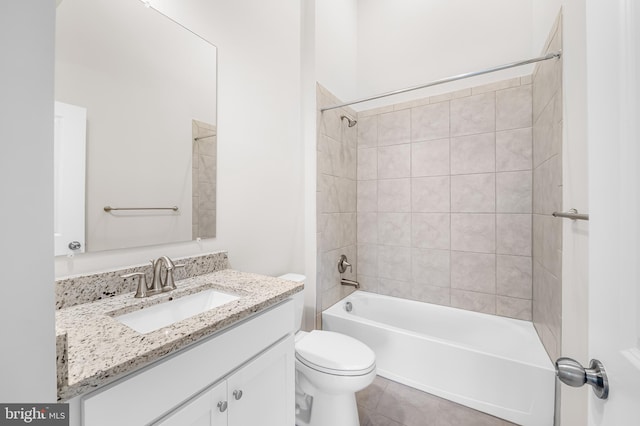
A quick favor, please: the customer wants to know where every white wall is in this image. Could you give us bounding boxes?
[532,0,563,54]
[301,0,318,331]
[315,0,358,102]
[355,0,534,109]
[56,0,216,252]
[0,0,57,401]
[532,1,590,425]
[55,0,304,278]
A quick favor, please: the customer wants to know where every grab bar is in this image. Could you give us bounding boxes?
[104,206,179,212]
[552,209,589,221]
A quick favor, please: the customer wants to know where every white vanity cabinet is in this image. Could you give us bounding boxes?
[155,381,227,426]
[156,336,293,426]
[80,299,295,426]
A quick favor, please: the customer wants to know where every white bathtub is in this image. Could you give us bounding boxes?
[322,291,555,426]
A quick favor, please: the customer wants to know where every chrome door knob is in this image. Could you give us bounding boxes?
[233,390,243,400]
[217,401,228,412]
[555,357,609,399]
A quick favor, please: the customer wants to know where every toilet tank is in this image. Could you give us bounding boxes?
[278,273,305,330]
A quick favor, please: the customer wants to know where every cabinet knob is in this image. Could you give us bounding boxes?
[233,390,243,400]
[217,401,228,412]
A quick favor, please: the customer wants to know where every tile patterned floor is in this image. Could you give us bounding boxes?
[357,376,517,426]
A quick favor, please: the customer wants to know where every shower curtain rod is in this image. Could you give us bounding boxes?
[320,51,562,112]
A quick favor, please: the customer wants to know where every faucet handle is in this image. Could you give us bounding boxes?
[338,254,353,274]
[161,263,184,292]
[121,272,148,298]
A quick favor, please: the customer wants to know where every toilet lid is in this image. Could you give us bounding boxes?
[295,330,376,376]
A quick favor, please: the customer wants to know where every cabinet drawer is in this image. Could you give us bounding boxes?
[82,300,293,426]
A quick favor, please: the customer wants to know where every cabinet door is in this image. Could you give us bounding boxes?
[227,336,295,426]
[155,381,228,426]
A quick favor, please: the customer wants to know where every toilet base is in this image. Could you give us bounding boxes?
[296,390,359,426]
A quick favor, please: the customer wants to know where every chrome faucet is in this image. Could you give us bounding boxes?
[150,256,176,293]
[121,256,184,298]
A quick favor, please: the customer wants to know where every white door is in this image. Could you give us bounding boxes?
[54,101,86,256]
[227,336,295,426]
[586,0,640,423]
[155,381,228,426]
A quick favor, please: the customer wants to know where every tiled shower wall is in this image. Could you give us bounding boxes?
[192,119,217,239]
[532,14,563,362]
[316,84,358,328]
[355,78,534,320]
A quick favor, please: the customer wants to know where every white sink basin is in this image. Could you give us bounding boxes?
[115,289,240,334]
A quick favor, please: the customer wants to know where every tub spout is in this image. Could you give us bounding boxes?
[340,278,360,289]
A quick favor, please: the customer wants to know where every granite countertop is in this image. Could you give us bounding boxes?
[55,269,303,401]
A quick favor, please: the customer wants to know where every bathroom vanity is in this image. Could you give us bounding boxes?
[55,252,302,426]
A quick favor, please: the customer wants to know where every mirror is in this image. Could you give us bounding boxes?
[54,0,217,256]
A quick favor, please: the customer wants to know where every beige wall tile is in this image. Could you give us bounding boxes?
[450,92,496,137]
[497,296,532,320]
[532,93,561,168]
[378,246,412,282]
[411,283,451,306]
[496,128,532,172]
[451,173,496,213]
[358,104,395,118]
[332,178,359,213]
[198,182,216,211]
[320,107,342,141]
[357,180,377,212]
[532,32,562,122]
[412,213,450,250]
[411,138,450,177]
[357,244,378,277]
[451,251,496,294]
[411,101,450,142]
[317,134,340,176]
[471,77,521,95]
[378,277,412,298]
[497,255,532,299]
[451,213,496,253]
[378,212,412,247]
[393,96,430,111]
[412,248,450,288]
[450,132,495,175]
[358,115,378,148]
[533,154,562,215]
[378,144,411,178]
[357,274,379,293]
[317,174,339,213]
[378,178,411,212]
[496,171,532,213]
[541,214,562,278]
[357,147,378,181]
[412,176,450,212]
[496,85,533,131]
[342,119,357,149]
[497,214,532,256]
[379,109,411,146]
[357,212,378,244]
[450,289,496,315]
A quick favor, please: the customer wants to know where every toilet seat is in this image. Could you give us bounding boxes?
[295,330,376,376]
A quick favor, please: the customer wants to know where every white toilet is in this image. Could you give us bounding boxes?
[279,274,376,426]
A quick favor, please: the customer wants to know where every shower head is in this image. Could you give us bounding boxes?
[340,115,357,127]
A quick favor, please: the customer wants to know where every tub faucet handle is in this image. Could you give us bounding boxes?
[338,254,352,274]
